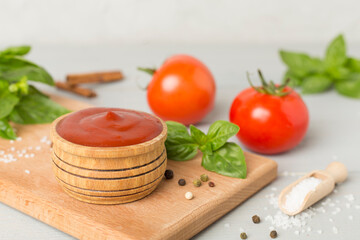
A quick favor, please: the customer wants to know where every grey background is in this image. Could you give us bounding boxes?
[0,44,359,239]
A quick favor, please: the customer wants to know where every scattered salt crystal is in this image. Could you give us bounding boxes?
[25,170,30,174]
[346,203,351,208]
[332,226,338,234]
[46,140,52,145]
[294,230,300,235]
[16,137,22,141]
[10,140,14,144]
[283,177,322,213]
[10,147,15,151]
[301,229,305,233]
[224,223,230,228]
[344,194,355,202]
[355,205,360,209]
[329,218,333,222]
[329,203,335,207]
[18,154,23,157]
[30,153,35,158]
[35,146,41,151]
[317,230,323,234]
[25,154,29,158]
[0,150,4,155]
[349,215,353,220]
[307,227,312,232]
[21,149,26,153]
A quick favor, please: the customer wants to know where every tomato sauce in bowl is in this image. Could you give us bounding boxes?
[56,108,163,147]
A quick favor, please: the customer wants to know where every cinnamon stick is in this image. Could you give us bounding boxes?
[66,71,123,85]
[55,82,97,98]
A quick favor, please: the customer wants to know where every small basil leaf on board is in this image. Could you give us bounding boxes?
[335,77,360,99]
[0,56,54,86]
[302,75,333,94]
[207,120,239,151]
[9,87,70,124]
[165,121,199,161]
[165,143,199,161]
[0,46,31,57]
[199,142,213,156]
[189,125,208,146]
[202,142,246,179]
[0,89,19,119]
[0,118,16,140]
[325,34,346,67]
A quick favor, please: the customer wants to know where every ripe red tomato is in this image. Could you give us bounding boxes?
[229,74,309,154]
[145,55,216,125]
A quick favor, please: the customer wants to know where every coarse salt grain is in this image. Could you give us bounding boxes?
[332,226,338,234]
[224,223,230,228]
[348,215,353,220]
[25,170,30,174]
[317,230,323,234]
[35,146,41,150]
[294,230,300,235]
[283,177,322,213]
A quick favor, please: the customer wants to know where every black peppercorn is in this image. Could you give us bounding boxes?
[270,230,277,238]
[164,169,173,179]
[240,232,247,239]
[252,215,260,223]
[208,181,215,187]
[178,179,186,186]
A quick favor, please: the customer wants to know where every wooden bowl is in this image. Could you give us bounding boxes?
[50,111,167,205]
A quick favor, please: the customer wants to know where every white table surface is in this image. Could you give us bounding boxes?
[0,44,359,239]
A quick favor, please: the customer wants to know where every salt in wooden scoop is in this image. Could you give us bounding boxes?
[278,162,347,216]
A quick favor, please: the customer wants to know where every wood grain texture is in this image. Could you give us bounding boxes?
[0,95,277,240]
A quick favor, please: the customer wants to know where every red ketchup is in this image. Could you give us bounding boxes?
[56,108,163,147]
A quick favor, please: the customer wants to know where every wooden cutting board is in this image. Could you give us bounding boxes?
[0,95,277,240]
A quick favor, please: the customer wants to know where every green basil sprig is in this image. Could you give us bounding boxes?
[280,34,360,98]
[165,120,247,179]
[0,46,70,140]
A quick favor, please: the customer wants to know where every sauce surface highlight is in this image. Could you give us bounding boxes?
[56,108,163,147]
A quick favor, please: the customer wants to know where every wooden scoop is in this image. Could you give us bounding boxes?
[278,162,347,216]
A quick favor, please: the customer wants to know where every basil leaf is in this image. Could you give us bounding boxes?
[9,87,70,124]
[0,56,54,86]
[302,75,333,94]
[0,118,16,140]
[283,70,302,87]
[165,121,198,161]
[345,57,360,72]
[279,51,323,78]
[335,76,360,98]
[325,34,346,67]
[207,120,239,151]
[0,46,31,57]
[202,142,246,179]
[0,88,19,119]
[189,125,208,146]
[326,67,350,81]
